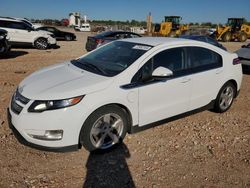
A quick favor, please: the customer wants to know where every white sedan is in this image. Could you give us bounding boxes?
[8,37,242,152]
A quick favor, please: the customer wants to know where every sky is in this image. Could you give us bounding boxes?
[1,0,250,24]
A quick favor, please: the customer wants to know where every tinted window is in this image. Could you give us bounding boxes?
[8,22,27,30]
[47,28,55,32]
[132,47,186,82]
[188,47,222,70]
[153,48,185,72]
[0,20,11,28]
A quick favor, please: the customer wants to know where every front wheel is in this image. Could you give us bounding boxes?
[79,105,128,152]
[34,38,48,50]
[238,32,247,42]
[214,82,236,113]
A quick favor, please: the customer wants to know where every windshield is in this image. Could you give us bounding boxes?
[95,31,114,38]
[71,41,152,77]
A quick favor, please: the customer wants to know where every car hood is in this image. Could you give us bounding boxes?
[18,62,113,100]
[235,48,250,59]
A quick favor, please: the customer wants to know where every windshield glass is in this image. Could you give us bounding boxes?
[71,41,152,77]
[95,31,114,38]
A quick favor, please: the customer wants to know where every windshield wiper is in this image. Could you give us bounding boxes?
[71,59,107,75]
[82,62,107,75]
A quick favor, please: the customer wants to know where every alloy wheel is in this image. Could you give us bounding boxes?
[219,86,234,111]
[90,113,124,149]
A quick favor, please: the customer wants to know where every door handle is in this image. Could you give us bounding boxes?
[181,77,191,83]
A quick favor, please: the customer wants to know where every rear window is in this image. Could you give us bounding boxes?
[95,31,114,38]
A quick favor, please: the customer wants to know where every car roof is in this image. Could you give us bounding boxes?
[0,16,22,23]
[120,37,194,47]
[95,31,140,37]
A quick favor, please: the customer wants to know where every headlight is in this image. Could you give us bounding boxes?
[0,36,4,40]
[28,96,84,112]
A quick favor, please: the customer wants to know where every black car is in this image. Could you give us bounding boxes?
[235,43,250,71]
[0,29,11,55]
[179,35,227,51]
[37,27,76,41]
[85,31,141,52]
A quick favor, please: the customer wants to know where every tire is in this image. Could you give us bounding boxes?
[238,32,247,42]
[222,32,231,42]
[0,41,9,55]
[79,105,129,152]
[34,38,48,50]
[65,35,72,41]
[214,82,236,113]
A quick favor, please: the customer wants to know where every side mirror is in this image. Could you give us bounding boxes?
[152,66,173,80]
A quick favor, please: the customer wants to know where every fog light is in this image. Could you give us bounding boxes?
[28,130,63,141]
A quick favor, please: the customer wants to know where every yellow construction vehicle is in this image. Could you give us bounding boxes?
[153,16,189,37]
[214,18,250,42]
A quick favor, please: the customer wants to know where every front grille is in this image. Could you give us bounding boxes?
[10,90,30,115]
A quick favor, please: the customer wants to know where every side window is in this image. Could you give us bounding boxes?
[0,20,6,27]
[153,47,185,73]
[47,28,55,32]
[0,21,12,28]
[188,47,222,71]
[131,47,186,83]
[8,22,27,30]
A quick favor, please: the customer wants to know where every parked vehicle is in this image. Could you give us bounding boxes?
[8,37,242,152]
[37,26,76,41]
[235,43,250,70]
[0,29,11,55]
[14,17,43,29]
[75,23,91,32]
[180,35,227,50]
[85,31,141,51]
[0,17,56,49]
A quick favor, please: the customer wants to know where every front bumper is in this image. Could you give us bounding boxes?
[47,37,57,45]
[7,108,79,152]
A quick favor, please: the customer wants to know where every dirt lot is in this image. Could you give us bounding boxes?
[0,29,249,188]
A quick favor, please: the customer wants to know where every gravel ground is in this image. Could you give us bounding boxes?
[0,29,249,188]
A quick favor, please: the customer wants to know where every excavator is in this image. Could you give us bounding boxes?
[153,16,189,37]
[213,18,250,42]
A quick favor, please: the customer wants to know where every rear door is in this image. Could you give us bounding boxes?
[187,47,223,110]
[5,21,33,44]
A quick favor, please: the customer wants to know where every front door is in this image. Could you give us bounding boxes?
[137,47,192,126]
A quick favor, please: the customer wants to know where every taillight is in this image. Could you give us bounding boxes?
[96,38,104,44]
[233,58,241,65]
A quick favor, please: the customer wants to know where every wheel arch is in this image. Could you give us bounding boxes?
[33,36,48,46]
[227,79,238,97]
[78,103,133,147]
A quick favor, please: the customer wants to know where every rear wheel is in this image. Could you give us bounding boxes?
[238,32,247,42]
[214,82,236,113]
[65,35,72,41]
[79,105,128,152]
[34,38,48,49]
[222,32,231,42]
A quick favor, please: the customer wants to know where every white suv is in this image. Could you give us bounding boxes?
[0,17,56,49]
[8,37,242,152]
